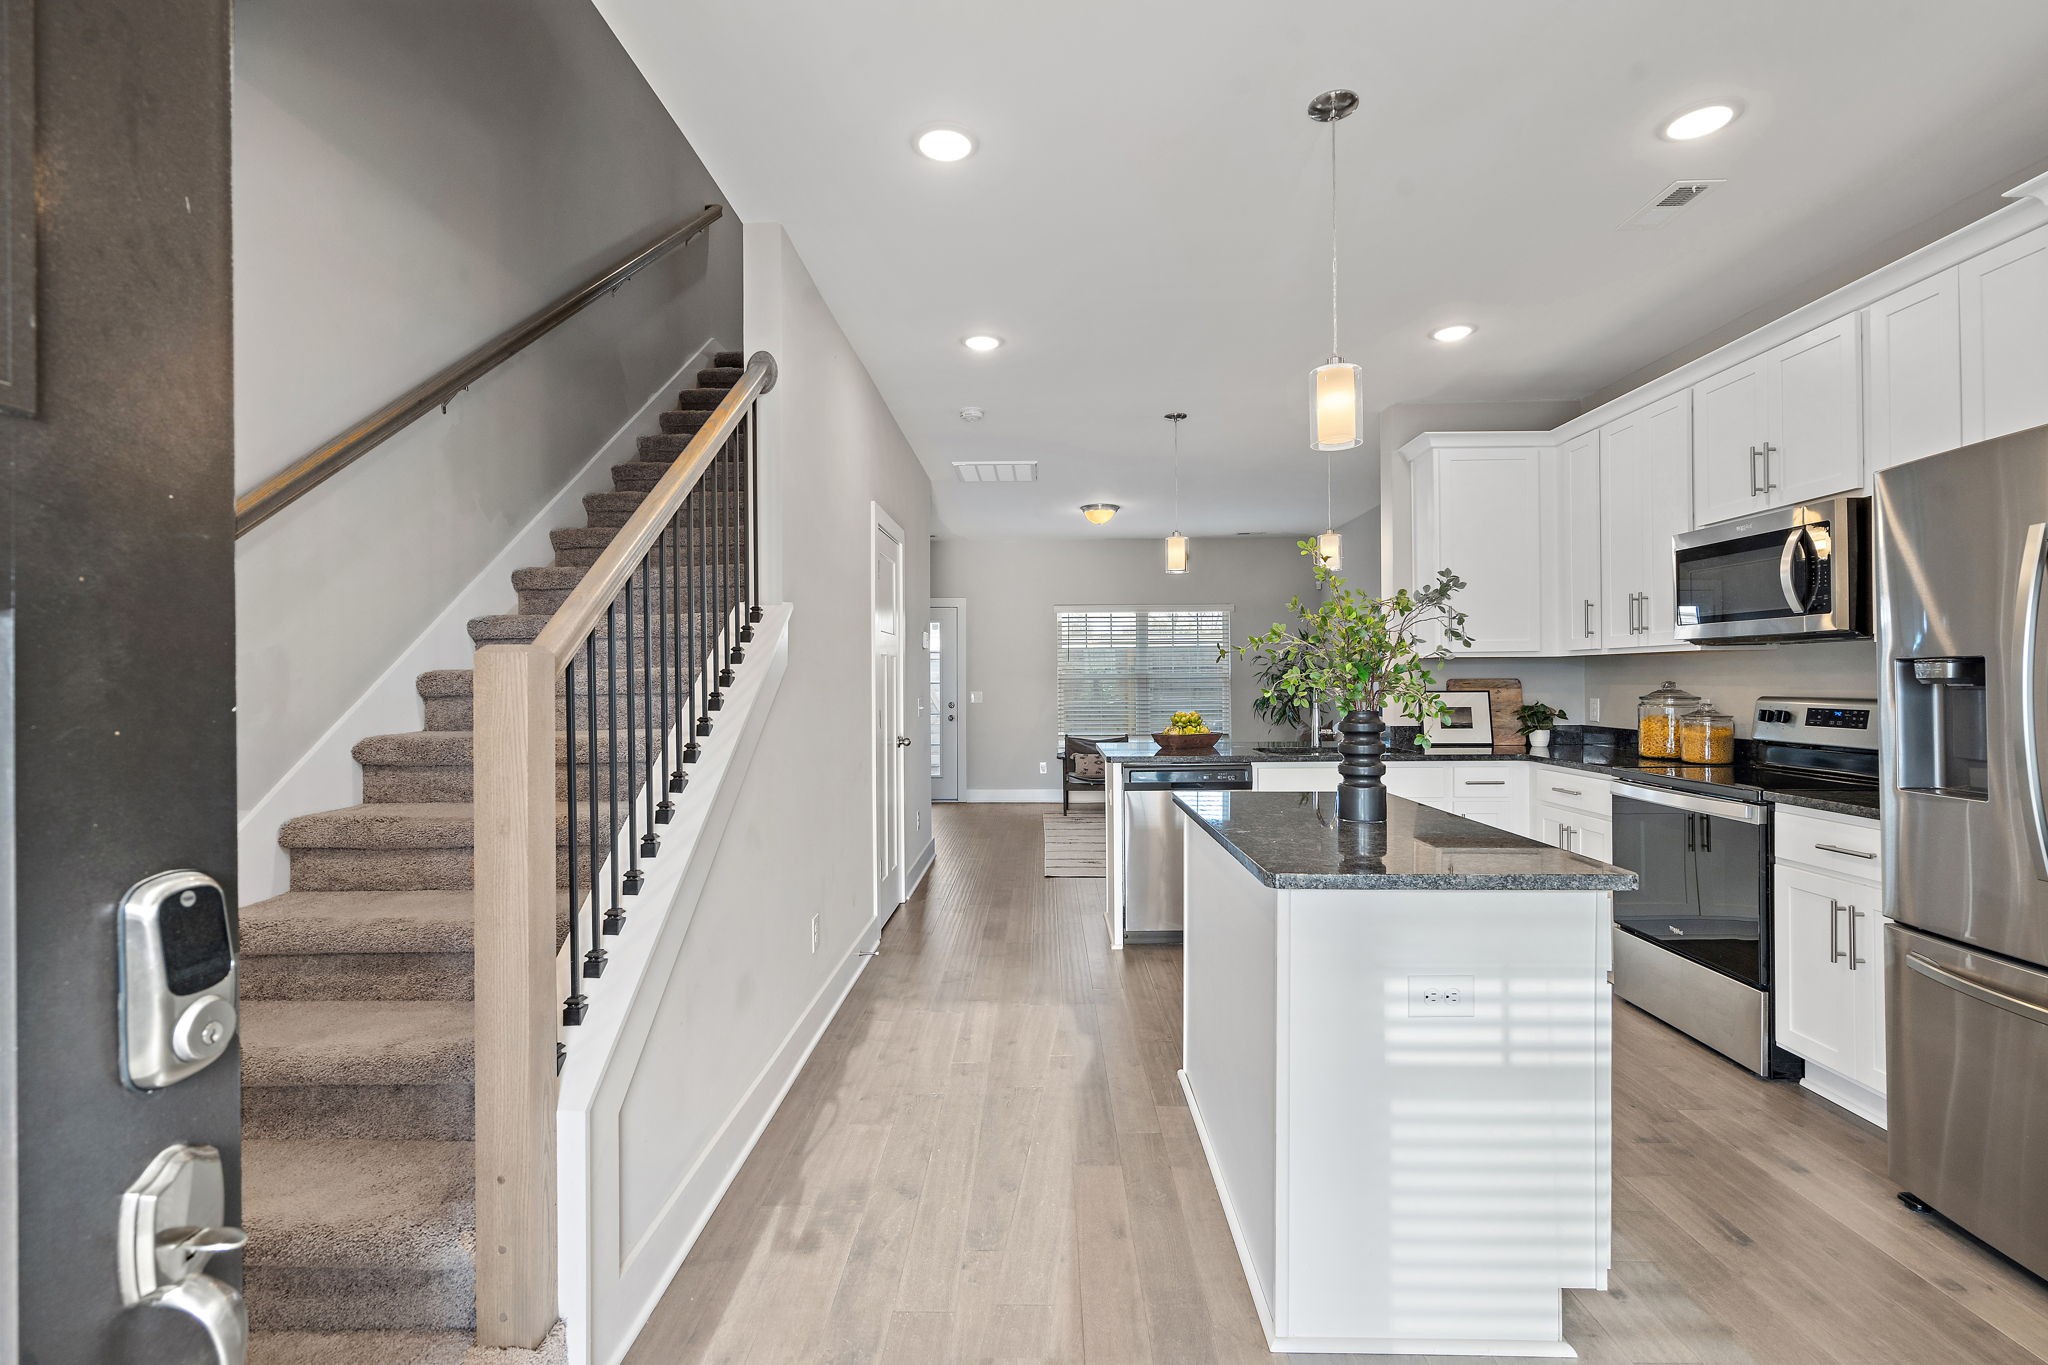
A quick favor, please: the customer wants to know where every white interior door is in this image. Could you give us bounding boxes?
[930,601,962,801]
[874,512,905,914]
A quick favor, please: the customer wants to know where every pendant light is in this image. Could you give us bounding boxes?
[1308,88,1363,451]
[1315,450,1342,571]
[1163,412,1190,574]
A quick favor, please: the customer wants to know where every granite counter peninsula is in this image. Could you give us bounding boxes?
[1172,790,1636,1357]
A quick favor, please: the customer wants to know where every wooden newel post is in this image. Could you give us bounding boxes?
[473,643,561,1347]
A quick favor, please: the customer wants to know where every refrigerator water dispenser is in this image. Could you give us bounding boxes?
[1894,656,1988,799]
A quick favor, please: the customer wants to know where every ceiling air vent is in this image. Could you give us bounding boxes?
[952,460,1038,484]
[1620,179,1725,230]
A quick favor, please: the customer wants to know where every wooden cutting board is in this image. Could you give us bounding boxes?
[1443,676,1526,753]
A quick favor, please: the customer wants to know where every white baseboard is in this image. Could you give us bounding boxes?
[964,787,1082,804]
[235,337,725,904]
[905,835,936,897]
[1800,1065,1888,1130]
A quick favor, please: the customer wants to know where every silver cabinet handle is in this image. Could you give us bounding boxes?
[1849,905,1866,969]
[1583,598,1596,638]
[1551,786,1583,796]
[1828,898,1845,963]
[1762,441,1778,492]
[1813,842,1876,860]
[1907,952,2048,1027]
[1463,779,1507,786]
[1748,445,1764,496]
[2014,521,2048,881]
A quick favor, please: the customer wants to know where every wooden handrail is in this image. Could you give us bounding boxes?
[470,347,773,1348]
[531,352,775,665]
[233,204,726,537]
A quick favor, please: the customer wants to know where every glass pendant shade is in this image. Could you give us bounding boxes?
[1164,533,1190,574]
[1079,503,1119,525]
[1311,361,1365,450]
[1315,530,1342,570]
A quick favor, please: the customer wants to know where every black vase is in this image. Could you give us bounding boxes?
[1337,707,1387,823]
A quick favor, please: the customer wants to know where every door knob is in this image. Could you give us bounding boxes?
[896,736,912,747]
[120,1145,247,1365]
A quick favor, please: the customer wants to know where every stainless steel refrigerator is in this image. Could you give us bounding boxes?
[1877,423,2048,1277]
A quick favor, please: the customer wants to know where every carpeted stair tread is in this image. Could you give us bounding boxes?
[714,349,743,368]
[243,1138,474,1272]
[356,729,667,767]
[673,386,730,410]
[240,890,473,956]
[467,610,724,647]
[696,366,743,386]
[243,1000,473,1087]
[279,802,615,851]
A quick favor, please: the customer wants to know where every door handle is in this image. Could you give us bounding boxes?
[1761,442,1778,492]
[1813,842,1875,860]
[1584,598,1596,639]
[1551,786,1583,796]
[1828,898,1846,963]
[120,1145,246,1365]
[1748,445,1764,496]
[1906,953,2048,1028]
[896,736,912,748]
[2013,521,2048,881]
[1849,905,1867,969]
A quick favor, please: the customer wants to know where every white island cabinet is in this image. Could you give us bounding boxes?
[1177,791,1633,1358]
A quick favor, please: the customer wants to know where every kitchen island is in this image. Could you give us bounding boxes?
[1174,789,1635,1357]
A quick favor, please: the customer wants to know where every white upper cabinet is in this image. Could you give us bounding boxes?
[1961,221,2048,445]
[1692,316,1861,527]
[1599,392,1691,649]
[1406,441,1547,655]
[1559,432,1603,653]
[1864,268,1962,475]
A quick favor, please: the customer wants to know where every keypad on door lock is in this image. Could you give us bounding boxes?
[119,870,238,1089]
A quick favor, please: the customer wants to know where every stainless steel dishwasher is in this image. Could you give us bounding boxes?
[1123,764,1254,943]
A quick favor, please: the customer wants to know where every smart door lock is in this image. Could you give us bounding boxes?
[119,870,238,1090]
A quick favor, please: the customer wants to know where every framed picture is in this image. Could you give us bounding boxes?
[1422,689,1495,749]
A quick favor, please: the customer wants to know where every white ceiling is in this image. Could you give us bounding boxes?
[596,0,2048,539]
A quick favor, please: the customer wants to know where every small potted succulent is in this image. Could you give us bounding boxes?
[1154,709,1222,754]
[1516,701,1568,752]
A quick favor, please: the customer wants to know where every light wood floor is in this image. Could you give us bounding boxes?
[626,803,2048,1364]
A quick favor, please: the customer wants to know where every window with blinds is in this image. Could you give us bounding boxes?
[1054,607,1233,740]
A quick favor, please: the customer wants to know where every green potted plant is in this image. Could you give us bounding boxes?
[1228,542,1470,822]
[1515,701,1568,752]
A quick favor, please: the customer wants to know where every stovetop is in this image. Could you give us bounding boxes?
[1619,761,1881,814]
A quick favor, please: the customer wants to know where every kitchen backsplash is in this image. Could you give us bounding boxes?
[1582,639,1879,738]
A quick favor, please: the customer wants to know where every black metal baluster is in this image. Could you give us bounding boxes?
[691,473,714,733]
[705,462,726,714]
[639,549,660,856]
[621,572,643,901]
[745,409,763,632]
[728,430,747,668]
[583,634,602,981]
[655,523,678,818]
[566,644,591,1023]
[674,505,698,771]
[591,603,617,973]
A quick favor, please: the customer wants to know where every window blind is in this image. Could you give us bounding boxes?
[1055,607,1232,740]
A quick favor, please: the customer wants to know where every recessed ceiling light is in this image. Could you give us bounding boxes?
[1079,503,1119,525]
[963,335,1002,352]
[915,127,975,162]
[1431,324,1476,343]
[1662,104,1737,141]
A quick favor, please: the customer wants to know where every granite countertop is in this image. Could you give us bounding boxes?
[1173,790,1641,892]
[1102,738,1882,821]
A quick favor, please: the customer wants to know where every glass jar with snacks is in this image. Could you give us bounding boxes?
[1636,680,1698,761]
[1678,701,1736,766]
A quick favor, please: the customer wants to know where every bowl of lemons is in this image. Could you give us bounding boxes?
[1153,711,1223,754]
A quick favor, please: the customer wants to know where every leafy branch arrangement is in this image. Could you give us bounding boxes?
[1225,541,1471,747]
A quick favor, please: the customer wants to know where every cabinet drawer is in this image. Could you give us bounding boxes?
[1383,763,1454,807]
[1776,807,1881,877]
[1533,772,1611,819]
[1453,799,1519,834]
[1452,767,1523,795]
[1253,763,1339,793]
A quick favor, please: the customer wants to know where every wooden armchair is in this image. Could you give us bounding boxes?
[1060,734,1125,815]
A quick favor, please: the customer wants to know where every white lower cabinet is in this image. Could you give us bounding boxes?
[1532,773,1613,862]
[1772,814,1886,1126]
[1253,762,1339,793]
[1382,763,1453,808]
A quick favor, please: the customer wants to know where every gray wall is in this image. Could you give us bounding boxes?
[1582,641,1880,737]
[233,0,740,808]
[931,534,1322,797]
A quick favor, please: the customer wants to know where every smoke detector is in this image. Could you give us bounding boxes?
[952,461,1038,483]
[959,406,985,422]
[1621,179,1725,230]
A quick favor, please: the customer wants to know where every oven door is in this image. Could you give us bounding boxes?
[1611,783,1771,989]
[1674,496,1867,642]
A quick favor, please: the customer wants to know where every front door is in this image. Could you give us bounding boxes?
[929,601,962,801]
[873,509,905,915]
[2,5,242,1362]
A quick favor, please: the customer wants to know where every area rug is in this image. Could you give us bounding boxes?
[1042,812,1106,877]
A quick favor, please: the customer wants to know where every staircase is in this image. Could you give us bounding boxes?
[241,354,749,1362]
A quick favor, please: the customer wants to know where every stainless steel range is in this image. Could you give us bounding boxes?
[1609,696,1879,1077]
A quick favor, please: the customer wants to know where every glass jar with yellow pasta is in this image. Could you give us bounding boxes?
[1678,701,1736,766]
[1635,680,1698,761]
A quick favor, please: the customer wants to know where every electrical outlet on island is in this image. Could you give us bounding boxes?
[1408,975,1476,1018]
[810,914,820,955]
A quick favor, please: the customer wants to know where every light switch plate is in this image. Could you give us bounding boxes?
[1408,975,1476,1017]
[970,691,984,703]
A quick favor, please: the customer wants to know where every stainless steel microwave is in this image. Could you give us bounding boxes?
[1673,494,1870,643]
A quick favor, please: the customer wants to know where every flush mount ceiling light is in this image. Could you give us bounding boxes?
[1163,413,1190,574]
[1662,103,1737,141]
[962,334,1003,352]
[1431,324,1476,343]
[1308,88,1364,452]
[1079,503,1119,525]
[915,126,976,161]
[958,406,985,422]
